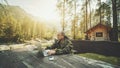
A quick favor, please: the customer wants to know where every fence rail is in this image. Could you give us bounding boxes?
[72,40,120,57]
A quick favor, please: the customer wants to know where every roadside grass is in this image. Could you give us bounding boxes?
[79,53,120,66]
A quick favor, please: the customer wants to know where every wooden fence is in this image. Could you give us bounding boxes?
[72,40,120,57]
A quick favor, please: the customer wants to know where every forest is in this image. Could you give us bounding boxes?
[57,0,120,41]
[0,4,56,43]
[0,0,120,43]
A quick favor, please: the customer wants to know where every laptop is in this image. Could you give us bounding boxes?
[36,42,55,60]
[35,42,50,57]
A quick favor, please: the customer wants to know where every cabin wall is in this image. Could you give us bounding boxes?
[88,26,109,41]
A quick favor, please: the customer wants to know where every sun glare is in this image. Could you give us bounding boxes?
[7,0,60,22]
[29,0,60,21]
[5,0,61,30]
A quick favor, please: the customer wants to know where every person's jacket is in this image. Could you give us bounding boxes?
[46,38,73,55]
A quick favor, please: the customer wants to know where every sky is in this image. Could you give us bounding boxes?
[0,0,62,30]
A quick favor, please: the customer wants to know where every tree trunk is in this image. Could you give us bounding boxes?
[99,0,102,24]
[88,0,91,28]
[62,0,65,31]
[85,0,88,31]
[73,0,76,39]
[111,0,118,41]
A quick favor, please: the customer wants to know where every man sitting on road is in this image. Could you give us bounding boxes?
[45,32,73,55]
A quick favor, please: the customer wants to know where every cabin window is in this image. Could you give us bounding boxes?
[96,32,103,37]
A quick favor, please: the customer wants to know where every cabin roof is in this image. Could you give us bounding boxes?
[86,23,111,33]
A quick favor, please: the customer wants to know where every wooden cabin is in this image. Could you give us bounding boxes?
[86,23,111,41]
